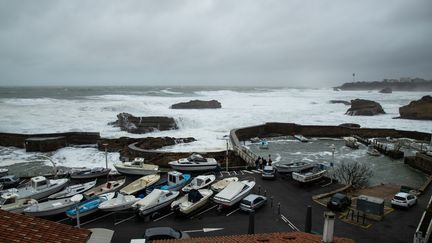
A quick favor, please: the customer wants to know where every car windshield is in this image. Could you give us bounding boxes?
[394,196,406,201]
[241,199,252,205]
[264,169,273,173]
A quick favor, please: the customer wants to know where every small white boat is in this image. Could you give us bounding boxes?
[148,171,191,193]
[293,135,309,142]
[48,180,97,199]
[83,178,126,199]
[273,161,315,173]
[11,176,68,200]
[120,174,160,195]
[367,145,380,156]
[171,189,213,214]
[114,158,159,175]
[213,180,255,207]
[343,137,360,149]
[98,193,140,212]
[259,140,269,149]
[24,197,76,217]
[292,164,327,183]
[132,189,179,217]
[70,167,111,179]
[0,192,37,213]
[210,177,239,192]
[182,175,216,193]
[65,192,115,218]
[168,153,218,172]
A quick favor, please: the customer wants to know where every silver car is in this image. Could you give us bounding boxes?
[240,194,267,212]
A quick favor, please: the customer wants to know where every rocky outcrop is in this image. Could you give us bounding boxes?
[329,100,351,105]
[171,100,222,109]
[399,95,432,120]
[345,99,385,116]
[379,87,392,93]
[109,113,177,134]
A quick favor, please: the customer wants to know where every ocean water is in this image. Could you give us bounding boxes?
[0,86,430,169]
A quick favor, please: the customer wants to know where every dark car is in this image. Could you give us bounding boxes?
[327,193,351,211]
[143,227,190,242]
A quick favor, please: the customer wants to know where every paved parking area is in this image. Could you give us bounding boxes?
[53,170,431,243]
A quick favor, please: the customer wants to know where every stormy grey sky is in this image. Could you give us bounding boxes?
[0,0,431,87]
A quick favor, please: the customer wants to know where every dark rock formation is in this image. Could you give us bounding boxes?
[345,99,385,116]
[379,87,392,93]
[334,79,432,91]
[171,100,221,109]
[329,100,351,105]
[399,95,432,120]
[338,123,361,128]
[109,113,177,134]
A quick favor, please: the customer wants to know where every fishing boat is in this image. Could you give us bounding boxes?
[120,174,160,195]
[83,178,126,199]
[182,175,216,193]
[367,145,380,156]
[171,189,213,214]
[292,164,327,183]
[70,167,111,180]
[98,193,140,212]
[148,171,190,193]
[210,177,238,192]
[11,176,68,200]
[48,180,97,199]
[168,154,218,172]
[259,140,269,149]
[272,161,315,173]
[0,192,37,213]
[293,134,309,142]
[343,137,360,149]
[132,189,179,217]
[65,192,115,218]
[23,197,76,217]
[213,180,255,207]
[114,158,159,175]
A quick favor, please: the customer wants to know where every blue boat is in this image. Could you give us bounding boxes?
[146,171,191,194]
[65,192,115,218]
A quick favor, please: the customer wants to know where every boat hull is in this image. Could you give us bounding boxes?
[16,179,68,200]
[169,164,217,172]
[114,166,158,176]
[24,202,75,217]
[138,198,175,217]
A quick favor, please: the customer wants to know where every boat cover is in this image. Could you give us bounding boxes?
[215,181,245,201]
[137,189,162,208]
[188,189,203,203]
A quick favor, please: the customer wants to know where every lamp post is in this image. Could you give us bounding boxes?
[330,144,335,184]
[38,155,58,178]
[71,194,83,228]
[102,143,109,169]
[225,138,229,172]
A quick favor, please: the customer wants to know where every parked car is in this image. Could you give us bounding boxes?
[391,192,417,208]
[327,193,351,211]
[240,194,267,212]
[143,227,190,242]
[262,165,276,179]
[0,175,20,189]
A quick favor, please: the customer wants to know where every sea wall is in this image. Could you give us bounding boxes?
[405,153,432,174]
[0,132,100,148]
[231,122,431,144]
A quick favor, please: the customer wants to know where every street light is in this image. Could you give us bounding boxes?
[37,155,58,178]
[102,143,109,169]
[71,194,83,228]
[225,137,230,172]
[330,144,336,184]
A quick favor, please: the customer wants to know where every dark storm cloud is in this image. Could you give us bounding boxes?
[0,0,431,87]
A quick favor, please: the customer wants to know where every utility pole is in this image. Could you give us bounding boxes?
[103,143,108,169]
[226,138,229,172]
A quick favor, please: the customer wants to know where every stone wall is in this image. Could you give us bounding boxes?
[0,132,101,148]
[405,153,432,174]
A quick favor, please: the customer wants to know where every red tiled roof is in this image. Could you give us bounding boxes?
[0,209,91,243]
[154,231,354,243]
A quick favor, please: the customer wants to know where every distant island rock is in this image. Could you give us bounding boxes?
[379,87,392,93]
[334,78,432,91]
[329,100,351,105]
[171,100,222,109]
[109,113,177,134]
[346,99,385,116]
[399,95,432,120]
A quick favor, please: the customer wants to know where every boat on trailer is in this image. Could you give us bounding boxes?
[24,197,76,217]
[132,189,179,217]
[120,174,160,195]
[83,178,126,199]
[273,161,315,173]
[171,189,213,214]
[65,192,115,218]
[147,171,191,193]
[11,176,68,200]
[182,175,216,193]
[210,177,238,192]
[70,167,111,180]
[292,164,327,183]
[98,193,140,212]
[168,154,218,172]
[114,158,159,175]
[0,192,37,213]
[213,180,255,207]
[48,180,96,199]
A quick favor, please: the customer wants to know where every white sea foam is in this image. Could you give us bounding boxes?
[0,88,431,168]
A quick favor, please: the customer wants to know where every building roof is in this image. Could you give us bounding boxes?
[154,231,354,243]
[0,209,91,243]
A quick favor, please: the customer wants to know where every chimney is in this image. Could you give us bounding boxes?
[323,211,335,243]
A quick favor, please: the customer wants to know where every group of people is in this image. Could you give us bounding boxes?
[255,154,272,169]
